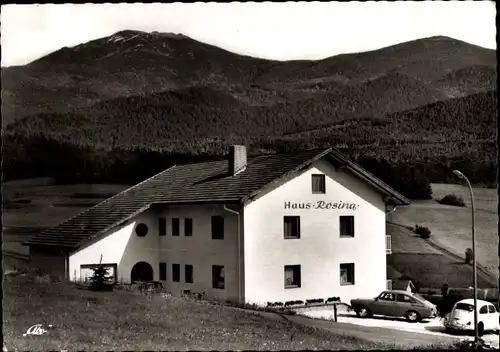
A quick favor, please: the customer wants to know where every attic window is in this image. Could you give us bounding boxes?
[312,174,326,194]
[135,223,148,237]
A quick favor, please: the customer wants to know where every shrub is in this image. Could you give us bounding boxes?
[415,225,431,239]
[465,248,473,264]
[306,298,324,305]
[88,264,114,291]
[439,194,466,207]
[441,283,449,297]
[326,297,341,303]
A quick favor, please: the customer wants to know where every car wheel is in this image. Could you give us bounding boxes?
[405,310,421,322]
[477,322,484,337]
[356,306,372,318]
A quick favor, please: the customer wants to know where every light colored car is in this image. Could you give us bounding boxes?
[350,290,437,322]
[444,299,500,335]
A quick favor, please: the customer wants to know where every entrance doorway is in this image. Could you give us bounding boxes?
[130,261,153,282]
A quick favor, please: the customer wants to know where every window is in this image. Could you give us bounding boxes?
[455,303,474,312]
[172,264,180,282]
[488,305,497,313]
[396,294,417,304]
[158,218,166,236]
[284,216,300,239]
[479,305,489,314]
[212,216,224,239]
[340,216,355,237]
[212,265,225,289]
[378,292,395,301]
[340,263,355,285]
[185,264,193,283]
[312,174,326,194]
[284,265,301,288]
[172,218,180,236]
[185,218,193,236]
[135,223,148,237]
[159,262,167,281]
[386,235,392,254]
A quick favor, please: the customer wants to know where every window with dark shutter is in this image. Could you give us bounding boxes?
[172,218,180,236]
[172,264,180,282]
[311,174,326,194]
[159,218,166,236]
[284,216,300,239]
[159,262,167,280]
[185,264,193,283]
[212,216,224,239]
[339,216,355,237]
[185,218,193,236]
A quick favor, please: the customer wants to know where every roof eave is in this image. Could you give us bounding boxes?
[327,150,411,206]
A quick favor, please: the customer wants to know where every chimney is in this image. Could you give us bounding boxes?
[228,145,247,176]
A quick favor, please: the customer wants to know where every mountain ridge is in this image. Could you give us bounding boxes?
[2,31,496,127]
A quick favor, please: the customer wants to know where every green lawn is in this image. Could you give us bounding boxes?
[388,183,498,281]
[387,253,495,289]
[3,274,395,351]
[386,223,496,289]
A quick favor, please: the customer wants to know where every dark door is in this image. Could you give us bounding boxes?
[131,261,153,282]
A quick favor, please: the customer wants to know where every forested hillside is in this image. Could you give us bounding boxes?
[1,31,497,198]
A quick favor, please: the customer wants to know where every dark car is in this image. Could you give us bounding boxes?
[350,290,437,322]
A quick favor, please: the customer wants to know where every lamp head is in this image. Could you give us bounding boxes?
[452,170,465,179]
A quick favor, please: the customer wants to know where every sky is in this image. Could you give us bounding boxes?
[1,2,497,67]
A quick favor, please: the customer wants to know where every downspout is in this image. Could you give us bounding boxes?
[223,205,241,303]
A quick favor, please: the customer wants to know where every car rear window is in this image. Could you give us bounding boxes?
[455,303,474,312]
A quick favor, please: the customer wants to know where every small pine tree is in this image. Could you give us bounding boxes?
[89,255,113,291]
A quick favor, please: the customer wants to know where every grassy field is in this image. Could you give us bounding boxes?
[2,178,128,256]
[386,222,497,289]
[3,273,399,351]
[388,183,498,286]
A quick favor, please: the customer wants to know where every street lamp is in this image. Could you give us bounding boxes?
[452,169,478,341]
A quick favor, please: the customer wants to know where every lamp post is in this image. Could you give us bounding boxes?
[452,169,478,341]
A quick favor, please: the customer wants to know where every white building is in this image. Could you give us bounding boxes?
[26,146,409,305]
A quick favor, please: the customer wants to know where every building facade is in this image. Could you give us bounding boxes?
[26,145,409,305]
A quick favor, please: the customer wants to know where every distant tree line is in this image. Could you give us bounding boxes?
[3,133,496,201]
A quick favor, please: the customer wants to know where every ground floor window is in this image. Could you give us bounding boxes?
[212,265,225,289]
[340,263,355,285]
[185,264,193,283]
[172,264,180,282]
[159,262,167,281]
[79,263,117,283]
[284,265,301,288]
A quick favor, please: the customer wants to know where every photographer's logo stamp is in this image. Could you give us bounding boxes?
[23,324,52,337]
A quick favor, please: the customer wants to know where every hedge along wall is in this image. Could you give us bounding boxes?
[420,287,499,301]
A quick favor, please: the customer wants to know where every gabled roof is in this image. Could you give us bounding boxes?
[25,147,410,250]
